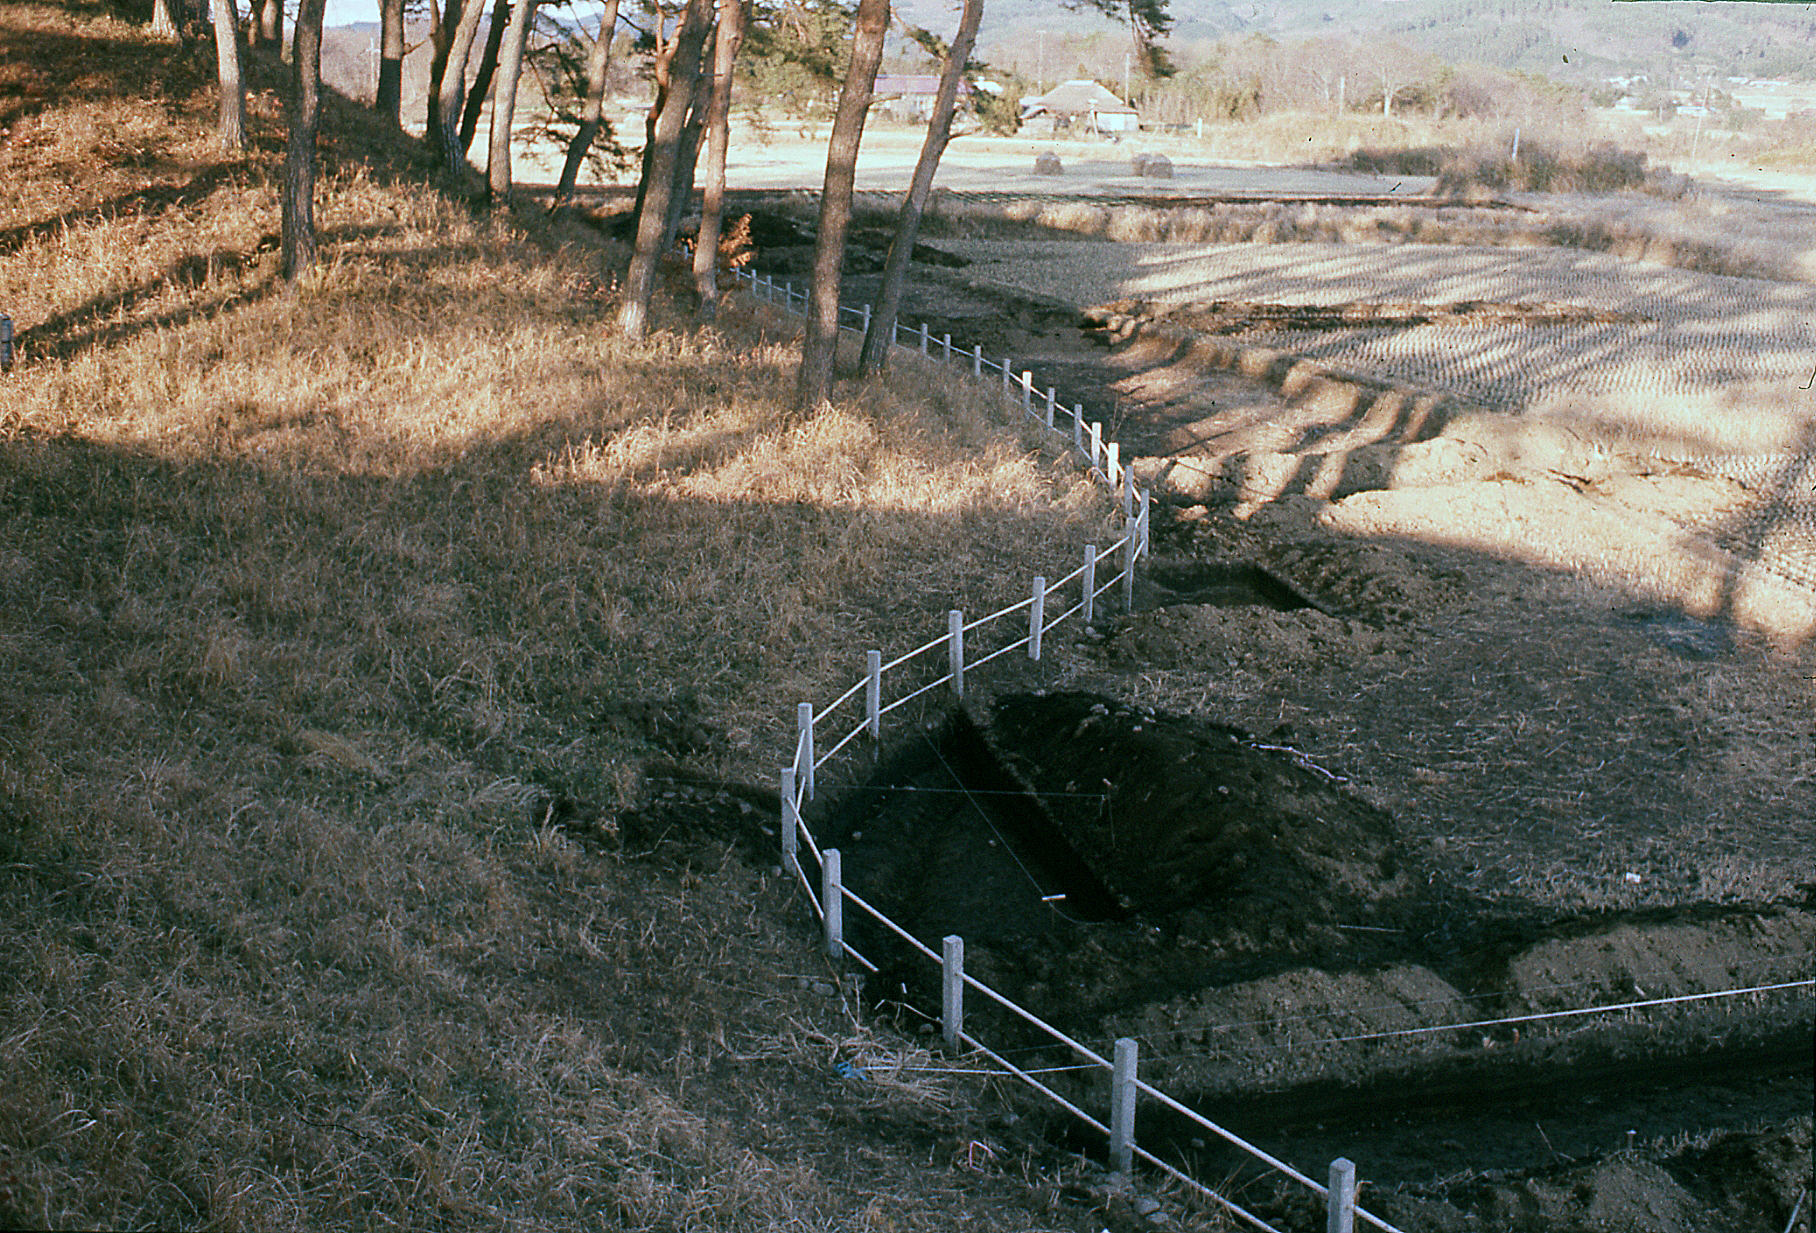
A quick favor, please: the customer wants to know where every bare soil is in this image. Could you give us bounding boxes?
[706,202,1816,1232]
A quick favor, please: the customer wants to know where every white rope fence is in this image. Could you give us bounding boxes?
[735,266,1816,1231]
[734,264,1406,1232]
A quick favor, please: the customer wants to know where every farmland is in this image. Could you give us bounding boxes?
[1,5,1812,1230]
[703,133,1816,1231]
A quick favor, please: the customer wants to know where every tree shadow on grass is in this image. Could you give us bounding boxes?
[15,224,490,363]
[0,163,249,258]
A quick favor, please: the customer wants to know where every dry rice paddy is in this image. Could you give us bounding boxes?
[936,239,1816,460]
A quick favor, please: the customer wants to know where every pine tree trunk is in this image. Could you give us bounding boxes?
[659,50,714,254]
[151,0,183,42]
[628,9,684,234]
[211,0,249,152]
[460,0,514,158]
[485,0,539,207]
[426,0,460,141]
[692,0,746,318]
[616,0,714,341]
[283,0,329,283]
[794,0,890,412]
[433,0,487,166]
[550,0,622,213]
[860,0,978,375]
[252,0,281,48]
[376,0,405,125]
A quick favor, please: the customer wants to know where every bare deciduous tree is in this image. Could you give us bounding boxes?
[1356,41,1433,120]
[550,0,624,214]
[486,0,540,206]
[617,0,714,341]
[693,0,747,319]
[859,0,980,375]
[210,0,248,152]
[794,0,889,411]
[282,0,330,282]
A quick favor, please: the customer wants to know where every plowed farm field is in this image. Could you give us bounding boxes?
[931,239,1816,456]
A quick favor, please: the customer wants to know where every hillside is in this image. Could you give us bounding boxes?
[0,6,1130,1229]
[896,0,1816,89]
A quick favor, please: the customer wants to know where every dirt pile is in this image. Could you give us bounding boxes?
[985,692,1413,924]
[1366,1118,1813,1233]
[1096,296,1653,335]
[1105,603,1410,672]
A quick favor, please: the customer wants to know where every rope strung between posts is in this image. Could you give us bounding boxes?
[918,732,1094,927]
[1134,978,1816,1053]
[1115,954,1816,1045]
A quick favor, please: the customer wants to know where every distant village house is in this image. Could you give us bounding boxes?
[1019,80,1140,135]
[873,74,973,123]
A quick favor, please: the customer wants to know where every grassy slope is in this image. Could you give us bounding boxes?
[0,7,1125,1229]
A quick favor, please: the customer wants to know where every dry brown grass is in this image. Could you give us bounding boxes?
[922,192,1816,285]
[0,7,1136,1229]
[916,120,1816,288]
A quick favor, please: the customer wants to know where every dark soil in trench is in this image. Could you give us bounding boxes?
[802,692,1812,1231]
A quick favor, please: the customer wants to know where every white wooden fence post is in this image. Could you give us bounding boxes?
[1106,441,1120,489]
[973,344,982,377]
[780,767,799,876]
[920,322,930,354]
[1138,489,1150,557]
[798,701,815,800]
[865,650,882,742]
[1327,1158,1356,1233]
[1122,517,1138,612]
[1072,403,1083,451]
[943,332,952,361]
[1029,576,1046,660]
[822,848,843,960]
[1110,1036,1139,1176]
[1021,371,1034,418]
[862,303,872,337]
[948,609,965,697]
[1002,359,1011,399]
[1089,421,1103,471]
[1083,544,1097,625]
[942,934,965,1050]
[1122,462,1134,519]
[1045,387,1057,429]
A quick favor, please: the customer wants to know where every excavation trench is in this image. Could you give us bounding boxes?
[808,691,1814,1212]
[693,198,1813,1226]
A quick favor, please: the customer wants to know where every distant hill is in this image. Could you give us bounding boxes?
[326,0,1816,104]
[879,0,1816,85]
